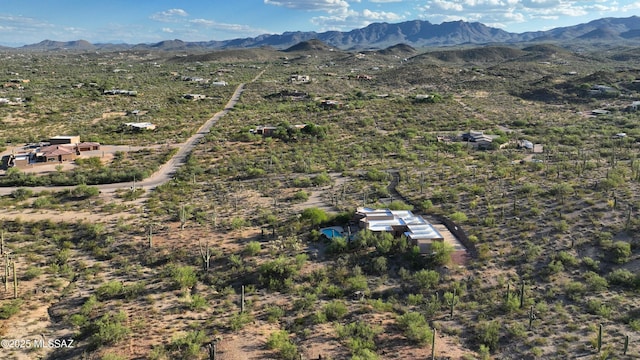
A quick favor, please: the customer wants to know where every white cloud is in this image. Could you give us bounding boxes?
[162,28,174,33]
[369,0,403,2]
[622,2,640,10]
[264,0,350,11]
[431,0,464,11]
[150,9,189,22]
[418,0,617,31]
[362,9,403,20]
[190,19,267,34]
[311,8,404,30]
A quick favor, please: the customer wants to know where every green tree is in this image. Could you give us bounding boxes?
[301,207,329,226]
[430,241,454,265]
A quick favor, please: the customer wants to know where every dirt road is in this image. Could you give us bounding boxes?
[0,83,245,196]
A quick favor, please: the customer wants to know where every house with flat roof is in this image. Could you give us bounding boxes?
[355,207,444,253]
[50,135,80,145]
[124,122,156,131]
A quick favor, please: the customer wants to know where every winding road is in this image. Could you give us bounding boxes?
[0,82,247,196]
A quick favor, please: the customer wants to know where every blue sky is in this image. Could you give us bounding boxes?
[0,0,638,46]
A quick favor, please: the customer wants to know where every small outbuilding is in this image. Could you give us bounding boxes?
[49,135,80,145]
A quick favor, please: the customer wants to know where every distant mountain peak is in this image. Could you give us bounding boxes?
[9,16,640,52]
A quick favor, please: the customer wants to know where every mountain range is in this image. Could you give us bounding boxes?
[8,16,640,52]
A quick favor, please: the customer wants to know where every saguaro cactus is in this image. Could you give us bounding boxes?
[505,283,511,304]
[431,328,436,360]
[623,334,628,355]
[446,288,459,319]
[528,305,536,330]
[180,205,187,230]
[12,260,17,299]
[4,253,8,292]
[199,240,212,272]
[240,285,245,313]
[519,280,525,308]
[148,224,153,249]
[597,324,603,353]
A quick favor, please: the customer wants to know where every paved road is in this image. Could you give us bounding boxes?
[0,83,246,195]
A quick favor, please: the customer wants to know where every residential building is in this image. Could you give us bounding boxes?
[50,135,80,145]
[355,207,444,253]
[124,122,157,131]
[290,74,310,83]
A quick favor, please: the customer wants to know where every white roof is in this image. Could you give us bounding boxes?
[358,207,429,231]
[125,122,155,128]
[405,224,444,240]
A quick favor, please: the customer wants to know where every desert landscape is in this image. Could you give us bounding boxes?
[0,14,639,360]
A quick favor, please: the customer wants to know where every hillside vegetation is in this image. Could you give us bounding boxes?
[0,42,638,360]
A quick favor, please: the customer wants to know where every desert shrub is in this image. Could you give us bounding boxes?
[412,269,439,292]
[189,294,208,311]
[292,177,312,187]
[245,167,266,179]
[266,330,299,360]
[293,293,317,312]
[323,284,344,298]
[475,320,500,351]
[265,305,285,323]
[300,207,329,226]
[0,299,22,319]
[326,236,348,254]
[293,190,309,201]
[89,311,131,348]
[101,354,127,360]
[607,241,631,264]
[565,281,587,301]
[312,172,332,186]
[506,322,527,339]
[369,298,393,312]
[397,312,433,345]
[586,299,613,318]
[336,321,382,356]
[69,184,100,198]
[168,330,206,359]
[607,269,637,289]
[11,188,32,200]
[230,217,248,230]
[68,313,89,328]
[365,169,388,181]
[407,293,424,306]
[430,240,454,265]
[582,257,600,271]
[229,312,253,331]
[323,300,348,321]
[371,256,388,275]
[583,271,608,291]
[449,211,468,223]
[387,201,413,210]
[244,241,261,256]
[259,256,299,291]
[95,281,124,300]
[22,266,43,280]
[346,274,369,292]
[81,295,99,316]
[373,232,394,255]
[169,265,198,290]
[556,251,579,267]
[502,294,520,313]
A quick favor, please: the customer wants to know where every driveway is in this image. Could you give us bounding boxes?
[0,83,245,195]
